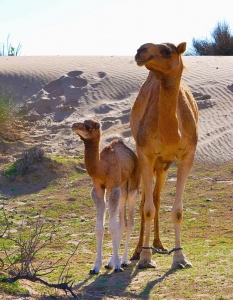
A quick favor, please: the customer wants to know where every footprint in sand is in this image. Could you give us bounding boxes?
[97,71,107,78]
[91,72,107,88]
[61,76,87,88]
[192,92,211,100]
[29,70,88,122]
[192,92,215,110]
[94,103,113,114]
[67,71,83,77]
[227,83,233,93]
[43,71,87,95]
[122,130,132,138]
[43,78,61,93]
[99,113,130,131]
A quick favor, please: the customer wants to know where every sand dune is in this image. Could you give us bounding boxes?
[0,55,232,163]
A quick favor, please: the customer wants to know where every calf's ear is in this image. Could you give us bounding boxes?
[95,122,101,129]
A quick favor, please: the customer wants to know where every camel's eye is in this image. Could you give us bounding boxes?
[161,49,172,58]
[84,121,91,130]
[138,47,147,53]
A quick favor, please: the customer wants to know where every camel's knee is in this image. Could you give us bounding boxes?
[126,219,134,235]
[143,205,155,222]
[108,219,119,236]
[171,208,183,223]
[127,208,135,230]
[95,225,104,238]
[128,188,138,200]
[91,188,105,205]
[109,187,121,203]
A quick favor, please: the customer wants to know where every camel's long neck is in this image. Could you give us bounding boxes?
[158,71,182,145]
[83,138,100,176]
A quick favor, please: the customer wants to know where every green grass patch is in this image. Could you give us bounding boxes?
[0,160,232,299]
[0,275,28,295]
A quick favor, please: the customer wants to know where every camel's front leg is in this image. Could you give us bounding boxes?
[90,187,106,275]
[137,153,156,269]
[171,156,194,269]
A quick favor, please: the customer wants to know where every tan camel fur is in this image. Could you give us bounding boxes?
[130,42,198,269]
[72,119,140,274]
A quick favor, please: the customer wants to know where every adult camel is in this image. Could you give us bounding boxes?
[130,42,198,269]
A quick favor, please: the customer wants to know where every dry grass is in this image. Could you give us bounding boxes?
[0,156,232,299]
[0,86,27,142]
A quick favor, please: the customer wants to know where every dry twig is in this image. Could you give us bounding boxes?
[0,215,80,299]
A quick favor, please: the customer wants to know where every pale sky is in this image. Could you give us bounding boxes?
[1,0,233,56]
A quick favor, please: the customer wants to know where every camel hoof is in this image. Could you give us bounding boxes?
[121,263,128,268]
[130,251,140,261]
[104,264,113,270]
[89,269,99,275]
[114,267,124,273]
[171,258,192,269]
[137,260,156,269]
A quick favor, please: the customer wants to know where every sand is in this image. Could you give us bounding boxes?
[0,55,232,163]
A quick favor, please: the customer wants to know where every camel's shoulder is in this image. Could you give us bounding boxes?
[102,139,131,153]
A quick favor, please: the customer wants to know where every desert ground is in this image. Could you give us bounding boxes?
[0,54,232,299]
[0,55,232,163]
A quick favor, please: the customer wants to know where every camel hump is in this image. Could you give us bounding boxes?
[109,139,138,159]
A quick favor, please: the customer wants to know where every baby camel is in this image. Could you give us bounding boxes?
[72,119,140,274]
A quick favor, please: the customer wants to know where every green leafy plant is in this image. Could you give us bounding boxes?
[0,87,15,125]
[0,34,22,56]
[0,86,25,141]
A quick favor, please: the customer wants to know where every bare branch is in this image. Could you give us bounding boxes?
[0,273,79,299]
[0,209,10,238]
[0,215,80,299]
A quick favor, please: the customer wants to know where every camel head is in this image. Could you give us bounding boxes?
[71,119,101,141]
[135,42,186,78]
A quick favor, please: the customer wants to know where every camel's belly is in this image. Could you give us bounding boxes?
[136,135,189,163]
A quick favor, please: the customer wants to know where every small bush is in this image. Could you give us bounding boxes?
[0,87,15,125]
[0,86,25,141]
[0,34,21,56]
[4,146,45,178]
[189,21,233,55]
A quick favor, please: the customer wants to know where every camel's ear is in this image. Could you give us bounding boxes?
[95,122,101,129]
[177,42,186,54]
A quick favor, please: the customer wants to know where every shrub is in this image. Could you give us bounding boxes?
[0,86,24,141]
[0,87,15,125]
[0,34,22,56]
[189,21,233,55]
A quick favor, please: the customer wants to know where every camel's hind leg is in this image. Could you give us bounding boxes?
[106,186,123,272]
[90,186,106,275]
[106,183,127,269]
[130,186,145,260]
[153,160,170,251]
[121,182,138,266]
